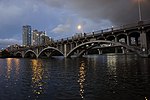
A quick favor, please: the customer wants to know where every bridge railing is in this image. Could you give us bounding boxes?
[55,20,150,43]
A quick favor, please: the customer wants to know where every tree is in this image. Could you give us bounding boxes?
[1,49,11,58]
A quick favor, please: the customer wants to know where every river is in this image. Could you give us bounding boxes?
[0,54,150,100]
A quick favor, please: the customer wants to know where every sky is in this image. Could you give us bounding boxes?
[0,0,150,49]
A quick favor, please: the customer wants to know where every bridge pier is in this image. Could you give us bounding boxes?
[22,51,25,58]
[121,47,126,54]
[115,48,118,53]
[126,35,130,46]
[98,49,102,55]
[140,30,147,51]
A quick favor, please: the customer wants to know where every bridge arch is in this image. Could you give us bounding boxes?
[117,33,127,43]
[128,31,140,46]
[38,46,64,58]
[24,50,37,58]
[116,33,127,37]
[66,40,141,58]
[128,31,140,36]
[97,36,105,40]
[14,51,23,58]
[106,35,115,41]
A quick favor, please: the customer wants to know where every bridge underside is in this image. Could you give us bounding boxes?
[38,49,63,58]
[66,40,139,58]
[24,51,37,58]
[15,53,22,58]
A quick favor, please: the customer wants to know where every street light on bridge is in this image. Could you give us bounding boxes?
[77,25,82,30]
[137,0,143,21]
[77,24,84,33]
[77,24,84,37]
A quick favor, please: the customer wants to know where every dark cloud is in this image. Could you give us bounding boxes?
[40,0,66,8]
[42,0,150,25]
[0,0,150,49]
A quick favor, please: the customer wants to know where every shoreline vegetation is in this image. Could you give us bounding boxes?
[0,50,12,58]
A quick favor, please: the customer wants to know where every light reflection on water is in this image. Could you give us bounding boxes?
[14,58,20,80]
[0,55,150,100]
[78,61,86,99]
[31,60,44,96]
[6,58,12,79]
[6,58,20,79]
[107,56,117,76]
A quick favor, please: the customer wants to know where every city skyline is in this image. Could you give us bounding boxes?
[0,0,150,49]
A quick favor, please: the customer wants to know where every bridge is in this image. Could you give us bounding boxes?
[10,20,150,58]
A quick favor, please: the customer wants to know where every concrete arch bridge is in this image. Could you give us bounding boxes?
[12,40,148,58]
[11,21,150,58]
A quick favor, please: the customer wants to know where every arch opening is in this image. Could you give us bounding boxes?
[38,47,64,58]
[24,50,37,58]
[97,36,105,40]
[106,35,115,41]
[15,52,22,58]
[117,34,127,44]
[128,32,140,46]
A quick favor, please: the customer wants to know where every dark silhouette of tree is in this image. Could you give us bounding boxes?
[1,49,11,58]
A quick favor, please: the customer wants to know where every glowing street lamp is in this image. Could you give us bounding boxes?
[77,24,84,35]
[77,25,82,30]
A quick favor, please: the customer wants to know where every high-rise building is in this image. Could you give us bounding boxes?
[22,25,32,46]
[32,30,45,46]
[32,29,39,46]
[31,30,51,46]
[39,31,46,45]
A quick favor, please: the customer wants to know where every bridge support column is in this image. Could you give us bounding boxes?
[115,36,118,53]
[70,43,73,50]
[64,44,67,57]
[135,37,139,46]
[98,49,102,55]
[140,31,148,52]
[115,36,118,42]
[60,44,64,54]
[36,48,39,58]
[22,51,25,58]
[76,42,78,47]
[127,35,130,46]
[121,47,126,54]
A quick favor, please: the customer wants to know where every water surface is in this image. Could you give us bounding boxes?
[0,54,150,100]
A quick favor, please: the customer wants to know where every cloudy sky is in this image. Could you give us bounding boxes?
[0,0,150,49]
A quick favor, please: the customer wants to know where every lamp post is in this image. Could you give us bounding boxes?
[137,0,142,21]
